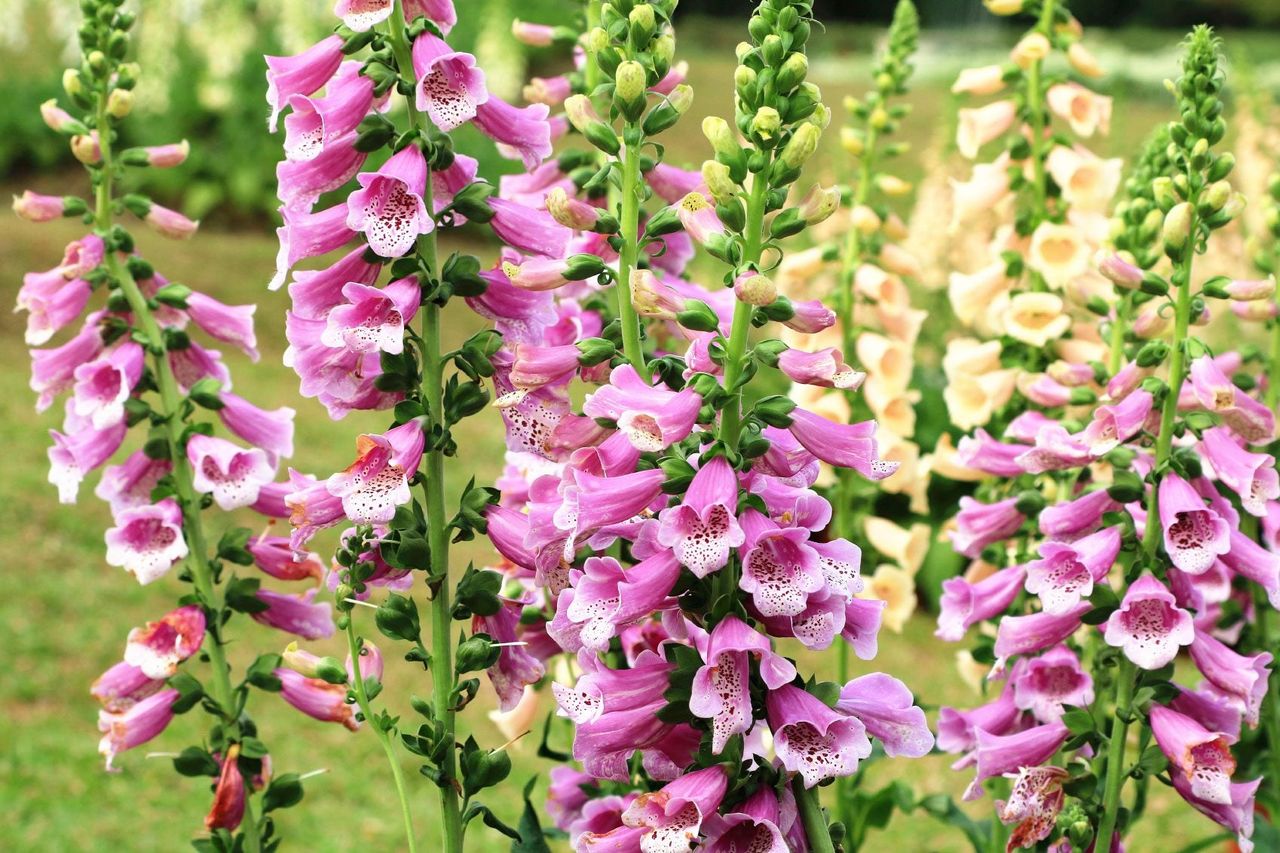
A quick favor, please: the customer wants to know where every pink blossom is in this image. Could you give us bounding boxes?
[412,32,489,130]
[767,684,872,788]
[1160,473,1231,575]
[124,605,206,679]
[1103,574,1195,669]
[98,688,179,770]
[105,498,188,585]
[187,434,276,510]
[265,36,345,132]
[346,145,433,258]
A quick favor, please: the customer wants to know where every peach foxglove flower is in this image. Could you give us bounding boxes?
[1047,82,1112,138]
[1028,221,1090,288]
[956,100,1016,159]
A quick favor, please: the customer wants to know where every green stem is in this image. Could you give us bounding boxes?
[94,77,236,721]
[345,622,419,853]
[719,173,770,446]
[1025,0,1056,225]
[1108,292,1130,376]
[615,135,648,374]
[837,124,876,365]
[389,7,463,850]
[584,0,603,96]
[1094,658,1137,848]
[1267,316,1280,411]
[793,778,837,853]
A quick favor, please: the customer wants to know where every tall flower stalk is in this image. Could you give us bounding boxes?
[265,0,564,848]
[935,27,1275,853]
[14,0,319,846]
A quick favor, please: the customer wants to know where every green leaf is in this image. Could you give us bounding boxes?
[511,777,553,853]
[1061,707,1095,736]
[224,576,268,614]
[172,746,219,777]
[262,773,304,812]
[245,654,283,692]
[459,737,512,796]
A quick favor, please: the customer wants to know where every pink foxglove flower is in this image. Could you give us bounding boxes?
[265,35,345,132]
[1200,426,1279,516]
[252,589,334,640]
[690,615,797,753]
[473,96,554,170]
[766,684,872,788]
[1038,488,1119,538]
[582,364,701,452]
[1011,645,1094,723]
[271,203,357,291]
[320,278,420,355]
[411,32,489,130]
[1103,574,1195,669]
[1221,529,1280,608]
[656,456,744,577]
[473,597,544,712]
[72,342,144,429]
[937,682,1021,756]
[1188,354,1275,444]
[611,766,729,853]
[993,603,1091,672]
[98,687,180,770]
[334,0,394,31]
[277,133,368,213]
[835,673,933,758]
[549,551,680,653]
[996,766,1069,850]
[91,661,163,714]
[488,198,573,258]
[1188,629,1272,727]
[275,668,359,731]
[936,564,1027,641]
[283,62,378,163]
[1082,389,1154,454]
[204,748,247,831]
[246,535,324,582]
[787,408,898,480]
[47,404,128,503]
[216,391,296,461]
[124,604,206,679]
[1150,705,1237,805]
[1159,473,1231,574]
[738,510,825,617]
[778,347,864,390]
[952,496,1026,558]
[105,498,189,585]
[781,299,837,334]
[1024,524,1122,614]
[12,189,67,222]
[326,420,425,524]
[700,786,792,853]
[187,435,276,510]
[346,145,434,258]
[94,451,171,513]
[185,292,259,361]
[965,721,1069,801]
[16,268,92,345]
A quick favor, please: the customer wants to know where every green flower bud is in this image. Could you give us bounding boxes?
[676,299,721,332]
[762,34,785,67]
[62,68,83,98]
[585,27,609,55]
[106,88,133,118]
[750,106,782,145]
[653,33,676,71]
[701,159,738,202]
[1162,202,1193,255]
[1203,180,1231,211]
[703,115,743,163]
[779,122,821,170]
[628,4,656,42]
[576,337,617,366]
[1152,176,1177,211]
[776,53,808,92]
[614,60,648,120]
[797,184,840,225]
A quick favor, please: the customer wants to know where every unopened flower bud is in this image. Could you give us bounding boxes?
[1067,42,1103,78]
[40,99,80,133]
[70,133,101,164]
[1219,192,1246,222]
[564,94,600,134]
[511,19,556,47]
[735,273,777,306]
[1096,251,1143,288]
[143,140,190,168]
[841,127,865,156]
[668,83,694,115]
[13,190,71,222]
[877,174,912,196]
[703,116,741,162]
[585,27,609,55]
[851,205,881,234]
[777,52,808,91]
[1162,202,1192,254]
[780,122,821,170]
[144,201,200,240]
[735,64,757,94]
[614,61,648,116]
[1203,180,1231,211]
[701,159,737,202]
[984,0,1024,14]
[1152,176,1176,210]
[1132,307,1170,339]
[797,184,840,225]
[653,33,676,68]
[1011,33,1051,70]
[629,4,657,40]
[106,88,134,118]
[1225,276,1276,301]
[546,187,601,231]
[62,68,83,98]
[750,106,782,143]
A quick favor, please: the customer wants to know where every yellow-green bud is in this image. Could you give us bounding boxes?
[702,116,740,161]
[586,27,610,55]
[734,273,777,306]
[614,61,648,105]
[701,160,737,202]
[1162,202,1193,253]
[563,94,599,133]
[735,64,757,92]
[877,174,912,197]
[668,83,694,115]
[984,0,1024,14]
[762,34,785,66]
[62,68,83,98]
[1152,176,1176,211]
[751,107,782,143]
[629,4,656,37]
[1220,192,1246,221]
[87,50,107,75]
[106,88,134,118]
[841,127,865,156]
[653,33,676,68]
[780,122,821,169]
[869,106,890,131]
[70,134,100,164]
[1203,180,1231,211]
[735,41,752,63]
[797,184,840,225]
[777,53,808,91]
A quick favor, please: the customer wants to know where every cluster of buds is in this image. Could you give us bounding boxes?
[15,0,320,847]
[944,0,1119,431]
[935,28,1275,852]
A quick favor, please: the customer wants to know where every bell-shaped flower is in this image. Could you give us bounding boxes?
[1221,528,1280,608]
[275,667,358,730]
[283,62,377,162]
[251,588,335,640]
[277,131,367,213]
[937,681,1021,756]
[105,498,188,585]
[1172,773,1261,853]
[265,36,344,132]
[245,535,324,582]
[411,31,489,130]
[92,660,163,714]
[186,292,259,361]
[94,451,171,515]
[1011,645,1094,722]
[1082,389,1154,455]
[550,551,680,653]
[71,342,144,430]
[843,597,886,660]
[1025,525,1122,614]
[326,420,424,524]
[965,721,1069,801]
[47,403,128,503]
[29,313,105,412]
[1188,629,1272,727]
[956,429,1027,478]
[995,765,1069,850]
[602,766,727,853]
[489,198,573,258]
[767,684,872,788]
[781,299,837,334]
[690,615,797,753]
[836,673,933,758]
[787,408,898,481]
[1015,424,1094,475]
[700,786,791,853]
[216,391,295,461]
[475,596,545,712]
[17,267,92,346]
[346,145,433,258]
[1150,705,1238,805]
[473,96,553,170]
[1160,473,1231,575]
[937,564,1026,642]
[1038,488,1119,539]
[1201,426,1279,516]
[952,496,1026,558]
[97,688,180,770]
[1188,355,1275,444]
[656,456,744,577]
[1103,574,1195,669]
[956,100,1016,159]
[778,347,864,390]
[321,278,419,355]
[993,603,1091,673]
[1046,83,1112,137]
[583,364,701,452]
[270,203,357,291]
[738,510,825,617]
[187,435,276,510]
[124,604,206,679]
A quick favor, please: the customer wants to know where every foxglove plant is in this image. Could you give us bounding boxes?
[473,1,932,851]
[944,0,1119,431]
[264,0,565,849]
[935,28,1277,852]
[15,0,317,848]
